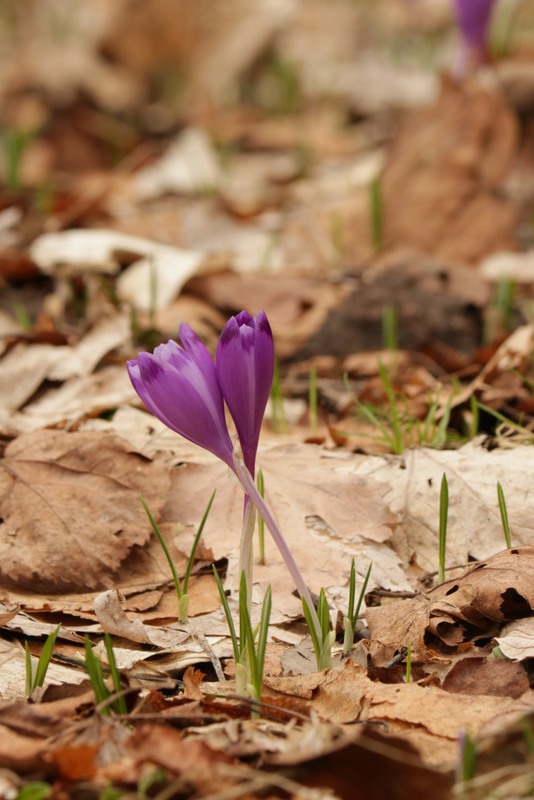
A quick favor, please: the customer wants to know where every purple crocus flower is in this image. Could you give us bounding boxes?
[453,0,497,69]
[127,323,235,468]
[216,311,275,477]
[128,310,323,645]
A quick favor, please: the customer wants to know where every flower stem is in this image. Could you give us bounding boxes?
[232,452,322,641]
[240,495,255,609]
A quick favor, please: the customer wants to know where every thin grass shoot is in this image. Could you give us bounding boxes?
[439,473,449,584]
[142,490,215,622]
[25,625,60,696]
[303,588,335,671]
[343,560,372,656]
[497,481,512,549]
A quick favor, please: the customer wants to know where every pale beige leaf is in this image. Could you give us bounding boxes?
[162,443,407,622]
[352,442,534,573]
[93,590,186,648]
[496,618,534,661]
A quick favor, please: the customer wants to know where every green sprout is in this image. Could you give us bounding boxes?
[25,625,60,696]
[343,559,372,657]
[439,473,449,584]
[16,783,52,800]
[2,128,33,193]
[142,489,216,623]
[84,634,127,717]
[309,366,318,436]
[485,278,516,343]
[270,355,287,434]
[370,174,383,254]
[458,731,477,786]
[302,588,335,671]
[347,366,455,455]
[382,306,398,352]
[257,470,266,564]
[497,481,512,549]
[212,567,271,715]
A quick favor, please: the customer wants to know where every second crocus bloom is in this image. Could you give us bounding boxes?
[216,310,275,477]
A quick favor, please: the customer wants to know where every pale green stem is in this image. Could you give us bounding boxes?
[240,496,255,609]
[232,452,322,641]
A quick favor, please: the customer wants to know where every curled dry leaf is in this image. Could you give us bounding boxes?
[0,430,171,592]
[367,546,534,665]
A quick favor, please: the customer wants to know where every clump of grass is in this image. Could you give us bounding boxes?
[142,490,216,623]
[212,568,271,715]
[84,634,127,717]
[342,559,372,657]
[302,588,335,671]
[347,364,455,455]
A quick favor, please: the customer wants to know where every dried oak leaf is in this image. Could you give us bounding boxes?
[367,547,534,664]
[0,429,171,592]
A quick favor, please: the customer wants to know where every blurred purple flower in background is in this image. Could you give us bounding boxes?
[453,0,497,72]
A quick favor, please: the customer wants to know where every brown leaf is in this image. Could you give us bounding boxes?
[382,79,518,263]
[46,743,98,780]
[0,430,171,591]
[265,660,534,768]
[442,656,529,698]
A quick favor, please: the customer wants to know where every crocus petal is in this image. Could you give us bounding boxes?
[216,310,274,476]
[453,0,496,50]
[127,330,235,467]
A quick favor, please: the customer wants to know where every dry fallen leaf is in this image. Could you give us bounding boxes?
[352,441,534,573]
[496,618,534,661]
[0,429,171,591]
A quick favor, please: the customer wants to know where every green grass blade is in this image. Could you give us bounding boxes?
[212,566,240,663]
[239,572,257,683]
[439,473,449,584]
[370,174,383,253]
[318,589,330,643]
[24,642,33,697]
[255,586,272,691]
[33,625,60,689]
[104,633,128,716]
[351,561,372,628]
[497,481,511,549]
[84,637,110,714]
[347,558,356,622]
[183,489,216,594]
[382,306,398,352]
[302,596,321,666]
[141,496,182,601]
